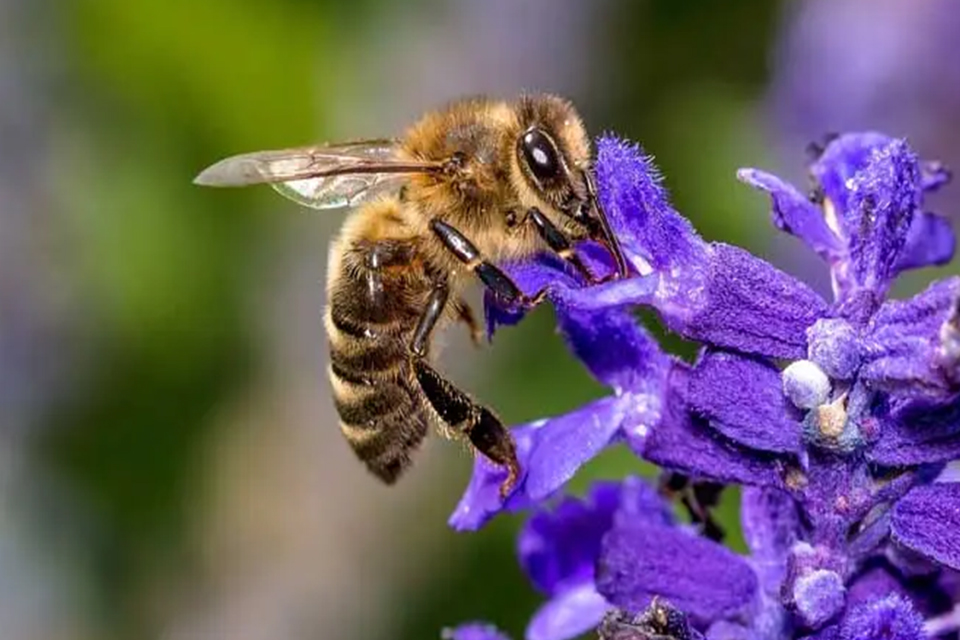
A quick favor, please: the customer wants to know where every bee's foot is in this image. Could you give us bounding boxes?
[517,287,548,309]
[498,464,520,501]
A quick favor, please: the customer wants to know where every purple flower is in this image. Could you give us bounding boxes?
[442,622,513,640]
[518,478,667,640]
[447,132,960,638]
[769,0,960,219]
[837,595,925,640]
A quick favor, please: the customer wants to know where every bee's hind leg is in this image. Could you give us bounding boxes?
[412,358,520,498]
[407,281,520,497]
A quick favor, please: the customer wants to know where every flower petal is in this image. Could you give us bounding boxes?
[861,276,960,402]
[846,564,908,607]
[525,583,610,640]
[482,252,579,340]
[595,135,707,275]
[554,291,670,394]
[802,626,840,640]
[685,350,803,453]
[895,211,955,273]
[810,132,896,217]
[839,595,925,640]
[520,479,673,640]
[609,475,676,529]
[596,136,824,361]
[592,136,814,362]
[741,487,800,592]
[524,396,635,502]
[666,244,829,360]
[737,167,841,259]
[596,520,759,628]
[920,161,952,193]
[448,424,537,531]
[518,482,622,595]
[891,482,960,571]
[867,396,960,466]
[845,560,954,621]
[706,622,762,640]
[449,388,668,531]
[826,137,922,297]
[493,138,829,364]
[443,623,512,640]
[633,366,784,487]
[483,249,670,395]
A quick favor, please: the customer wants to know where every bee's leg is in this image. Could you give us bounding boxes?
[407,281,520,497]
[454,299,483,347]
[361,240,417,310]
[523,207,603,283]
[657,471,726,542]
[412,357,520,498]
[430,218,546,309]
[410,280,449,358]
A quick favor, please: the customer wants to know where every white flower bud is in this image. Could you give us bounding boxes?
[782,360,831,409]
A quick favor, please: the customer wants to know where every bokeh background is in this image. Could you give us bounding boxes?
[3,1,959,639]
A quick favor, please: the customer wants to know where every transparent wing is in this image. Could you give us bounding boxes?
[193,139,442,210]
[270,168,411,210]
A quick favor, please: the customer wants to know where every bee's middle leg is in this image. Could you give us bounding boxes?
[430,218,547,309]
[454,299,483,347]
[359,240,417,312]
[408,280,520,497]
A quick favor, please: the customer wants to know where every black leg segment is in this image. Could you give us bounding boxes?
[657,471,726,542]
[430,218,546,308]
[525,207,599,283]
[360,240,417,310]
[430,218,482,264]
[475,262,525,302]
[413,359,520,497]
[410,281,449,357]
[413,358,472,425]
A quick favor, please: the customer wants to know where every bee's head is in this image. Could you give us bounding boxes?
[511,93,628,277]
[513,94,592,216]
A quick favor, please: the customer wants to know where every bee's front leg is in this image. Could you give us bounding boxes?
[429,218,546,309]
[522,206,607,284]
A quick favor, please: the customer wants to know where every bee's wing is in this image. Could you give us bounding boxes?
[193,139,443,210]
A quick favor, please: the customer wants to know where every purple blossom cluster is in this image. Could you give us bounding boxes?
[444,132,960,640]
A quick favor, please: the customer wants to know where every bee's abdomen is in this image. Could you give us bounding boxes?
[325,299,429,484]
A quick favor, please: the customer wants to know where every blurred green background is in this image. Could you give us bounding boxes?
[3,1,958,639]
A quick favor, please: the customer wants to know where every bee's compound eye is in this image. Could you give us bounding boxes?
[520,128,561,182]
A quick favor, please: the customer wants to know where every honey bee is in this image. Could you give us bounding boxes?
[194,94,627,496]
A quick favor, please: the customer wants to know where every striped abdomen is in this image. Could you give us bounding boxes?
[324,238,436,484]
